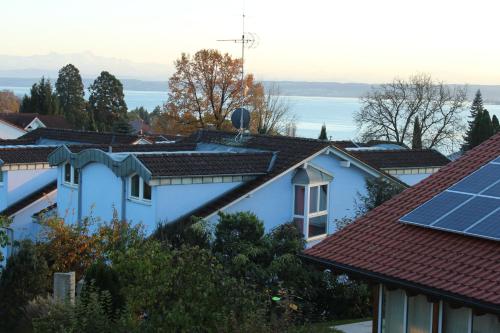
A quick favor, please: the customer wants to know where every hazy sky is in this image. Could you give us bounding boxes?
[3,0,500,83]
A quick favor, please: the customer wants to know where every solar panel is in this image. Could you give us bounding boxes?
[399,155,500,241]
[433,197,499,231]
[400,192,471,225]
[483,182,500,197]
[449,164,500,194]
[467,210,500,239]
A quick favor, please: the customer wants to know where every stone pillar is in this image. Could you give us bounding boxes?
[54,272,76,304]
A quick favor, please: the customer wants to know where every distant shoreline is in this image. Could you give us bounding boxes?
[2,77,500,104]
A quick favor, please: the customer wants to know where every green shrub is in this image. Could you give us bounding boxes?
[83,261,124,314]
[0,240,50,331]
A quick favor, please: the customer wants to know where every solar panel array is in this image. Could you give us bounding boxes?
[400,157,500,241]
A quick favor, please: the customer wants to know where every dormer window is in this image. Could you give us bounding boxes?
[129,174,151,201]
[63,163,79,186]
[292,166,333,240]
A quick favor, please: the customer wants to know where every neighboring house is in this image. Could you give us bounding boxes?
[302,133,500,333]
[0,146,58,241]
[48,130,409,243]
[333,140,449,185]
[347,149,449,185]
[0,113,72,139]
[18,127,154,145]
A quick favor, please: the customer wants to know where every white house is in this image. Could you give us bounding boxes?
[48,130,419,244]
[0,113,72,139]
[0,146,58,266]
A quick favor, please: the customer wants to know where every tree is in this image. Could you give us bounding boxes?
[0,240,50,331]
[111,118,133,134]
[492,115,500,134]
[20,77,60,115]
[0,90,20,112]
[318,124,328,140]
[165,49,248,134]
[88,71,127,132]
[411,116,422,149]
[248,83,296,135]
[356,178,405,216]
[127,106,150,124]
[56,64,87,129]
[0,216,12,267]
[463,90,486,150]
[355,74,467,150]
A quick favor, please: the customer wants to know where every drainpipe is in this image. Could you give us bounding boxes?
[77,168,83,226]
[121,177,127,221]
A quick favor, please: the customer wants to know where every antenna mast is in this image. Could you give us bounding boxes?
[217,10,258,141]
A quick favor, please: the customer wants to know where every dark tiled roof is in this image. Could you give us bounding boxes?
[0,181,57,217]
[0,146,56,164]
[349,149,450,169]
[331,140,359,149]
[303,133,500,311]
[173,130,331,220]
[0,138,38,146]
[19,128,141,144]
[0,113,72,130]
[138,152,274,177]
[65,142,197,154]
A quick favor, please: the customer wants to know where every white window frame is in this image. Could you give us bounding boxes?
[293,181,329,240]
[128,174,152,203]
[63,163,79,187]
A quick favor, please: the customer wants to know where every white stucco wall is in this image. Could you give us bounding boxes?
[210,152,374,235]
[155,181,243,224]
[0,122,26,139]
[0,171,7,211]
[10,190,57,241]
[56,166,79,225]
[81,163,122,225]
[7,168,57,206]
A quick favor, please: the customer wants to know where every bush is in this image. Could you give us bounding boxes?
[0,240,50,331]
[83,262,124,314]
[32,287,128,333]
[152,216,212,250]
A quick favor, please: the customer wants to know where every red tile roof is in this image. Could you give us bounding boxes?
[303,133,500,311]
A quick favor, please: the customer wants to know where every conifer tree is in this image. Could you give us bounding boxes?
[88,71,127,132]
[492,115,500,134]
[411,116,422,149]
[318,124,328,140]
[56,64,87,129]
[463,90,486,151]
[478,110,493,141]
[19,77,60,115]
[112,118,133,134]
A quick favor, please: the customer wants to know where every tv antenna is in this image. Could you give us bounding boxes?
[217,11,259,141]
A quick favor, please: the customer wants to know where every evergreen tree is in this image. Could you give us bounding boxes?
[56,64,87,129]
[492,115,500,134]
[318,123,328,140]
[411,116,422,149]
[463,90,485,151]
[112,118,133,134]
[19,77,60,115]
[88,71,127,132]
[478,109,493,141]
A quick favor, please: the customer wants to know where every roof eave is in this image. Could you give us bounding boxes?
[299,253,500,315]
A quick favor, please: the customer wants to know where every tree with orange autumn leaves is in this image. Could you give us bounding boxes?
[38,211,144,280]
[153,49,294,136]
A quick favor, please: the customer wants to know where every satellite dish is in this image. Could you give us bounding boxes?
[231,108,250,129]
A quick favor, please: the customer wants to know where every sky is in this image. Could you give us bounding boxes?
[2,0,500,83]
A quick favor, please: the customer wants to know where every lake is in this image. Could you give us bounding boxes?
[3,86,500,140]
